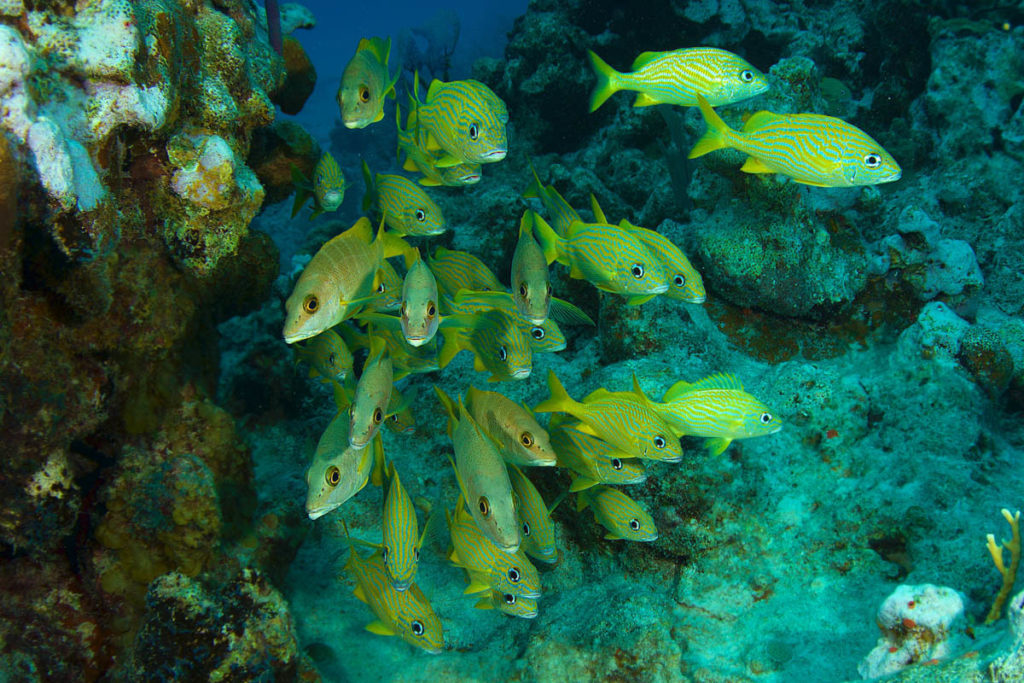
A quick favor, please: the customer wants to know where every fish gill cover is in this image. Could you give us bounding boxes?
[1,0,1023,682]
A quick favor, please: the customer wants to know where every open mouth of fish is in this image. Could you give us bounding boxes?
[306,504,338,521]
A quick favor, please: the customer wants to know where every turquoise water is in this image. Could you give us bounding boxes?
[0,1,1022,681]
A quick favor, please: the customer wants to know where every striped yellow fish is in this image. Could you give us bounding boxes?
[589,195,705,305]
[291,152,346,219]
[634,373,781,455]
[588,47,768,112]
[534,370,682,462]
[292,328,354,384]
[466,385,557,467]
[427,247,504,298]
[475,589,538,619]
[342,524,444,654]
[689,94,902,187]
[577,485,658,542]
[397,103,482,187]
[522,166,583,238]
[361,161,445,237]
[338,37,399,130]
[411,74,509,167]
[531,211,669,298]
[512,211,552,326]
[382,463,420,591]
[446,290,569,355]
[446,494,542,599]
[383,387,417,435]
[399,254,440,347]
[548,417,648,492]
[507,464,558,564]
[348,338,393,449]
[438,308,532,382]
[282,218,386,344]
[304,416,381,520]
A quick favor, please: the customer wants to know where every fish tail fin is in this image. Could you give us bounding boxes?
[530,211,562,266]
[361,159,377,213]
[688,94,734,159]
[534,369,573,414]
[395,102,404,164]
[588,50,622,112]
[522,161,544,200]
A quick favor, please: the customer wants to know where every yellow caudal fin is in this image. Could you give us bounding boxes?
[533,369,573,414]
[530,211,562,266]
[688,94,734,159]
[588,50,622,112]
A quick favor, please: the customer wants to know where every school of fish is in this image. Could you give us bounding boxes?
[282,34,898,653]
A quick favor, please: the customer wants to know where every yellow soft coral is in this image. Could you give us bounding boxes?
[984,508,1021,624]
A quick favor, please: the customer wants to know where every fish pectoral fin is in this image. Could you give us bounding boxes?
[365,620,396,636]
[625,294,656,306]
[603,532,623,540]
[573,422,600,438]
[705,437,732,456]
[740,157,774,174]
[632,92,660,108]
[418,177,442,187]
[434,154,462,169]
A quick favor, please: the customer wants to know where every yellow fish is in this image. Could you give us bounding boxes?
[338,37,399,130]
[291,152,346,219]
[548,416,648,492]
[348,337,393,450]
[534,370,682,462]
[466,385,556,468]
[342,523,444,654]
[282,218,385,344]
[508,464,558,565]
[304,416,381,520]
[411,73,509,167]
[361,160,445,237]
[399,254,441,347]
[427,246,504,298]
[475,589,539,619]
[632,373,782,455]
[589,195,705,305]
[689,94,902,187]
[446,289,581,355]
[382,463,421,591]
[438,308,532,382]
[435,388,520,552]
[577,485,658,542]
[397,103,482,187]
[292,328,354,383]
[531,211,668,298]
[383,387,417,435]
[446,493,542,599]
[588,47,769,112]
[511,211,552,326]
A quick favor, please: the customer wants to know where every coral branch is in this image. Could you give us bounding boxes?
[985,508,1021,624]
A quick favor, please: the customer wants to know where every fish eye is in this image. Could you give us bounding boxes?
[760,412,772,424]
[673,274,685,287]
[373,407,383,424]
[303,295,319,314]
[630,263,644,279]
[415,208,426,221]
[503,593,516,605]
[530,326,545,340]
[328,353,337,366]
[520,432,534,447]
[389,413,399,423]
[411,620,424,636]
[629,519,641,531]
[414,548,420,562]
[740,69,754,83]
[377,282,386,294]
[653,435,667,449]
[399,302,407,316]
[519,283,527,297]
[508,566,520,583]
[864,153,882,168]
[382,546,389,563]
[498,346,507,361]
[427,302,437,317]
[468,123,479,140]
[325,466,341,486]
[611,457,623,470]
[478,496,491,517]
[358,85,370,103]
[522,521,531,536]
[545,283,552,295]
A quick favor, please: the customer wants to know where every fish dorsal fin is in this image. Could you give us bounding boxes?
[357,37,389,65]
[549,297,595,326]
[589,194,608,223]
[742,110,782,133]
[631,51,663,71]
[631,373,650,401]
[343,216,374,244]
[426,79,445,101]
[663,373,742,401]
